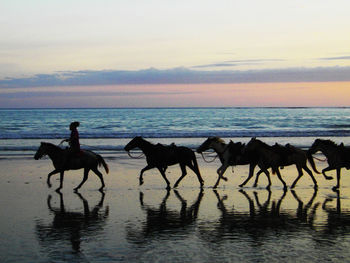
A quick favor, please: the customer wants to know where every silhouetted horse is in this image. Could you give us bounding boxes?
[237,138,320,189]
[124,136,204,189]
[309,139,350,190]
[253,143,320,189]
[197,137,269,188]
[34,142,109,191]
[238,138,289,189]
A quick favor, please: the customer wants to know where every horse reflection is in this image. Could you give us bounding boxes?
[36,191,108,254]
[321,190,350,237]
[126,189,203,244]
[291,189,319,226]
[198,189,326,244]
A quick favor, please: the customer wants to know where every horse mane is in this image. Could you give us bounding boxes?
[212,137,226,144]
[42,142,63,151]
[317,139,338,147]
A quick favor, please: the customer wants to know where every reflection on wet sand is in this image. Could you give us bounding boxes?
[32,187,350,262]
[199,188,350,245]
[127,189,204,244]
[35,191,108,260]
[320,190,350,240]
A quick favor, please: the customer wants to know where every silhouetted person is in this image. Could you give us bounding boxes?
[61,121,81,168]
[64,121,81,154]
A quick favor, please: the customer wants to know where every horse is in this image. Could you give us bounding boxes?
[309,139,350,190]
[34,142,109,192]
[197,137,269,188]
[252,142,320,189]
[124,136,204,189]
[238,138,319,189]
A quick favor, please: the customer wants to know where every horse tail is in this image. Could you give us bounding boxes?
[306,150,320,174]
[97,154,109,174]
[272,167,277,175]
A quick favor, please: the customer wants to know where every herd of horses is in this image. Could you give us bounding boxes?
[34,136,350,192]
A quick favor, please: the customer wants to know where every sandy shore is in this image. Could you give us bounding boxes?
[1,153,350,262]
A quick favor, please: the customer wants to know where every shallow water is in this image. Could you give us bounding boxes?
[1,156,350,262]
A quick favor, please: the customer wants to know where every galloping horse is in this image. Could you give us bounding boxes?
[34,142,109,192]
[239,138,289,189]
[252,143,320,189]
[124,136,204,189]
[240,138,321,189]
[197,137,269,188]
[309,139,350,190]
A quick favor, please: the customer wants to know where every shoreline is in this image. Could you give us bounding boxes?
[2,136,350,157]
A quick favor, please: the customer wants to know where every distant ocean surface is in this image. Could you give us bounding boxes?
[1,107,350,156]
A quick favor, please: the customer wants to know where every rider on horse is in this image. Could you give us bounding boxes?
[60,121,81,168]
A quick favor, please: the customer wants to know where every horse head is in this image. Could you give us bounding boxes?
[124,136,144,152]
[34,142,48,160]
[197,137,225,153]
[309,139,325,154]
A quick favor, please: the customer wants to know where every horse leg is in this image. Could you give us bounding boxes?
[139,165,154,186]
[213,164,229,188]
[264,170,271,189]
[47,169,60,188]
[56,171,64,192]
[74,168,89,192]
[253,169,264,187]
[333,168,341,191]
[275,168,287,190]
[303,165,318,189]
[322,166,334,180]
[239,163,256,187]
[186,161,204,187]
[158,167,171,190]
[291,165,304,189]
[174,164,187,188]
[92,168,105,191]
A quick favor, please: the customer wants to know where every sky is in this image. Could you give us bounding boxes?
[1,0,350,107]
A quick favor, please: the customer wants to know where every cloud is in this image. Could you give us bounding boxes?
[319,56,350,60]
[0,90,195,98]
[192,59,285,69]
[1,66,350,88]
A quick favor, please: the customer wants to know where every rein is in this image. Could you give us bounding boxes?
[313,156,328,162]
[127,151,145,159]
[200,152,218,163]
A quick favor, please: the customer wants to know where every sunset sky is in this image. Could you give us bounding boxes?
[1,0,350,107]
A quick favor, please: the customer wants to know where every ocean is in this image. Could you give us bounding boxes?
[1,107,350,156]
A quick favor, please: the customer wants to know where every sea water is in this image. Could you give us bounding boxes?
[0,107,349,156]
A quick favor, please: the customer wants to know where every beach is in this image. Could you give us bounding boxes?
[1,151,350,262]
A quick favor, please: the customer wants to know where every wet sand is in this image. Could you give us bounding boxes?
[1,153,350,262]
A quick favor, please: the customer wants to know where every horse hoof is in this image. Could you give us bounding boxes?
[239,184,244,188]
[332,186,339,191]
[55,188,62,193]
[99,187,104,192]
[222,177,228,182]
[326,176,333,180]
